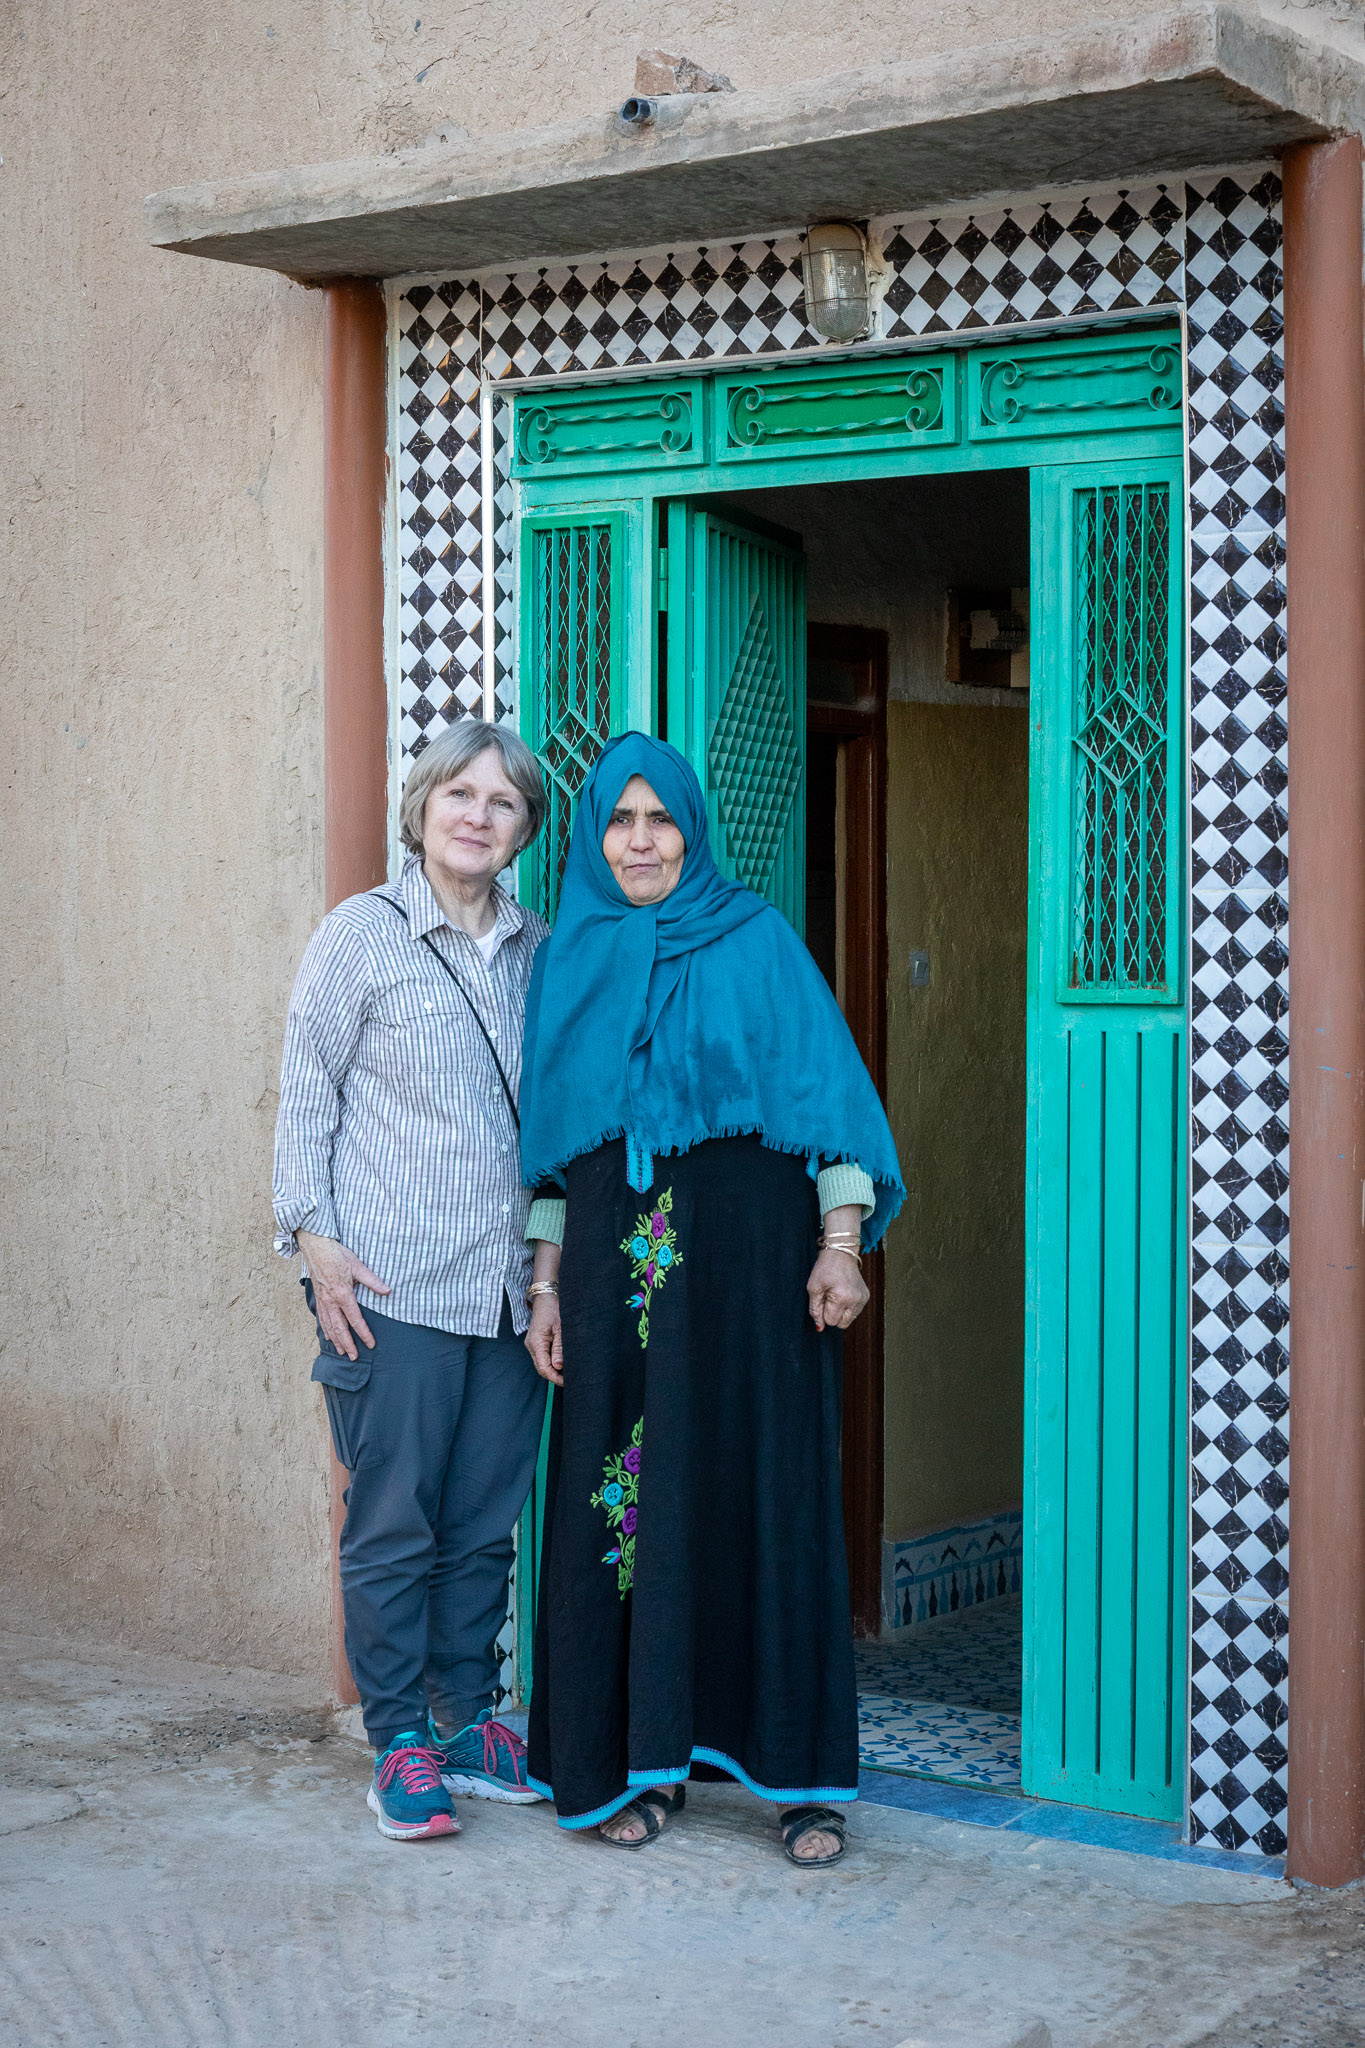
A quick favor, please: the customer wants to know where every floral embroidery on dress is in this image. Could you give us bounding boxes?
[591,1418,643,1597]
[621,1187,682,1348]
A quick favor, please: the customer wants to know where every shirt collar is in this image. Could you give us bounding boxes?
[400,855,526,947]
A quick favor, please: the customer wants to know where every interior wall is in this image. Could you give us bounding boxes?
[726,474,1029,1538]
[725,473,1029,708]
[883,704,1029,1538]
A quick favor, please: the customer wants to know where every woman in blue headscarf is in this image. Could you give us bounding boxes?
[520,733,902,1866]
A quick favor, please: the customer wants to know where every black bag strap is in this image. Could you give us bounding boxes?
[378,894,519,1129]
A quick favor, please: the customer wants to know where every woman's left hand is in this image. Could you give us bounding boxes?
[526,1291,565,1386]
[807,1247,870,1331]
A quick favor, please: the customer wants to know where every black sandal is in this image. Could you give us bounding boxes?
[780,1806,846,1867]
[598,1783,686,1848]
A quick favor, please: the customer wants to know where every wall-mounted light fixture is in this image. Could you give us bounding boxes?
[801,222,871,343]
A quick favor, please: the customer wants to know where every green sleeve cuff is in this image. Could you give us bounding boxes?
[817,1162,875,1221]
[526,1196,566,1246]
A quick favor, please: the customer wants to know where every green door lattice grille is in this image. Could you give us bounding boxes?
[1070,482,1176,995]
[523,515,622,920]
[707,593,804,894]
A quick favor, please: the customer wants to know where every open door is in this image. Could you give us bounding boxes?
[514,503,641,1694]
[1024,458,1188,1819]
[518,504,646,920]
[661,502,807,928]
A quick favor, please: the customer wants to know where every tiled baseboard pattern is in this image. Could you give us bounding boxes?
[882,1509,1024,1635]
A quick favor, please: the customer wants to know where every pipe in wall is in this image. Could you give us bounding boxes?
[321,280,389,1707]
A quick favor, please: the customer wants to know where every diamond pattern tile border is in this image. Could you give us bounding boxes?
[392,169,1289,1852]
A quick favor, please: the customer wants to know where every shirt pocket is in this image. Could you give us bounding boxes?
[366,977,482,1101]
[370,973,470,1039]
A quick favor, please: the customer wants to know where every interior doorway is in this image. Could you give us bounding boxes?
[726,468,1032,1789]
[803,621,888,1641]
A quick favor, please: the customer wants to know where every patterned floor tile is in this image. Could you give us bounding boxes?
[856,1599,1022,1787]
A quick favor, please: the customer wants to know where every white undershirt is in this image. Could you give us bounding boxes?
[473,923,499,965]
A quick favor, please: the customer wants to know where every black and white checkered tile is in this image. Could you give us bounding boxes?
[493,1573,516,1713]
[1185,170,1288,1857]
[491,389,516,725]
[395,281,485,757]
[480,239,821,380]
[392,171,1289,1851]
[880,186,1183,334]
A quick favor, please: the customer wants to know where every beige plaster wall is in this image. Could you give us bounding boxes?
[0,0,1061,1684]
[6,0,1305,1674]
[1,6,335,1675]
[882,705,1029,1540]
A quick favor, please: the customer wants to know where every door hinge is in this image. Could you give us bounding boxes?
[657,546,669,613]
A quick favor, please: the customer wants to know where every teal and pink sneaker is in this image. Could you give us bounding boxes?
[429,1709,543,1804]
[366,1732,460,1840]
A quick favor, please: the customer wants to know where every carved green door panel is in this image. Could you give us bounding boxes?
[664,503,807,929]
[1023,457,1187,1819]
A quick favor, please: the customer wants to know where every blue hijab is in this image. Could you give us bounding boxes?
[520,733,904,1248]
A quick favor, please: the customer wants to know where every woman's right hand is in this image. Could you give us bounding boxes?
[297,1230,390,1361]
[525,1291,564,1386]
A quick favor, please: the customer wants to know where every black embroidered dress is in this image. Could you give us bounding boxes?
[526,1133,859,1827]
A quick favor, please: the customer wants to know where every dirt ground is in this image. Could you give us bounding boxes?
[0,1630,1362,2048]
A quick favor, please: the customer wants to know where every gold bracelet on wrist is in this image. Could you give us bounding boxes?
[526,1280,559,1303]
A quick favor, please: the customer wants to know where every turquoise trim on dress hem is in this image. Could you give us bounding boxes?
[535,1778,644,1830]
[533,1746,856,1825]
[625,1747,857,1804]
[687,1745,858,1805]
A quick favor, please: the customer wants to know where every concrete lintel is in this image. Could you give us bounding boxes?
[144,6,1361,280]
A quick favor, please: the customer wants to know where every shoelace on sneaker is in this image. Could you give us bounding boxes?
[377,1742,445,1797]
[481,1718,529,1785]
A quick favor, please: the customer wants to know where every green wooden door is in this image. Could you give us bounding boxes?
[664,503,807,929]
[1023,457,1187,1818]
[514,505,642,1694]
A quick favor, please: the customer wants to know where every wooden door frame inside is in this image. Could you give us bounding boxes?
[808,621,888,1638]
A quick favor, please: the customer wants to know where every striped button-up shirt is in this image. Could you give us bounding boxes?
[272,857,548,1338]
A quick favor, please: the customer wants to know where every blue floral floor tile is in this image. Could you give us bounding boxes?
[856,1596,1022,1788]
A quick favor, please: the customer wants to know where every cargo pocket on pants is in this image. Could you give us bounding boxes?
[309,1342,372,1394]
[303,1279,373,1394]
[321,1381,360,1474]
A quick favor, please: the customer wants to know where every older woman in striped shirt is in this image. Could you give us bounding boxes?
[273,720,549,1842]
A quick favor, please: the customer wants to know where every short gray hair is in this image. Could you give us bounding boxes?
[399,719,546,858]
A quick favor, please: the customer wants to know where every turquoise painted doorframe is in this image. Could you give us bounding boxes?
[509,323,1189,1823]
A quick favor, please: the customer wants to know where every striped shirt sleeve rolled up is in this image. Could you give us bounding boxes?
[273,856,548,1339]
